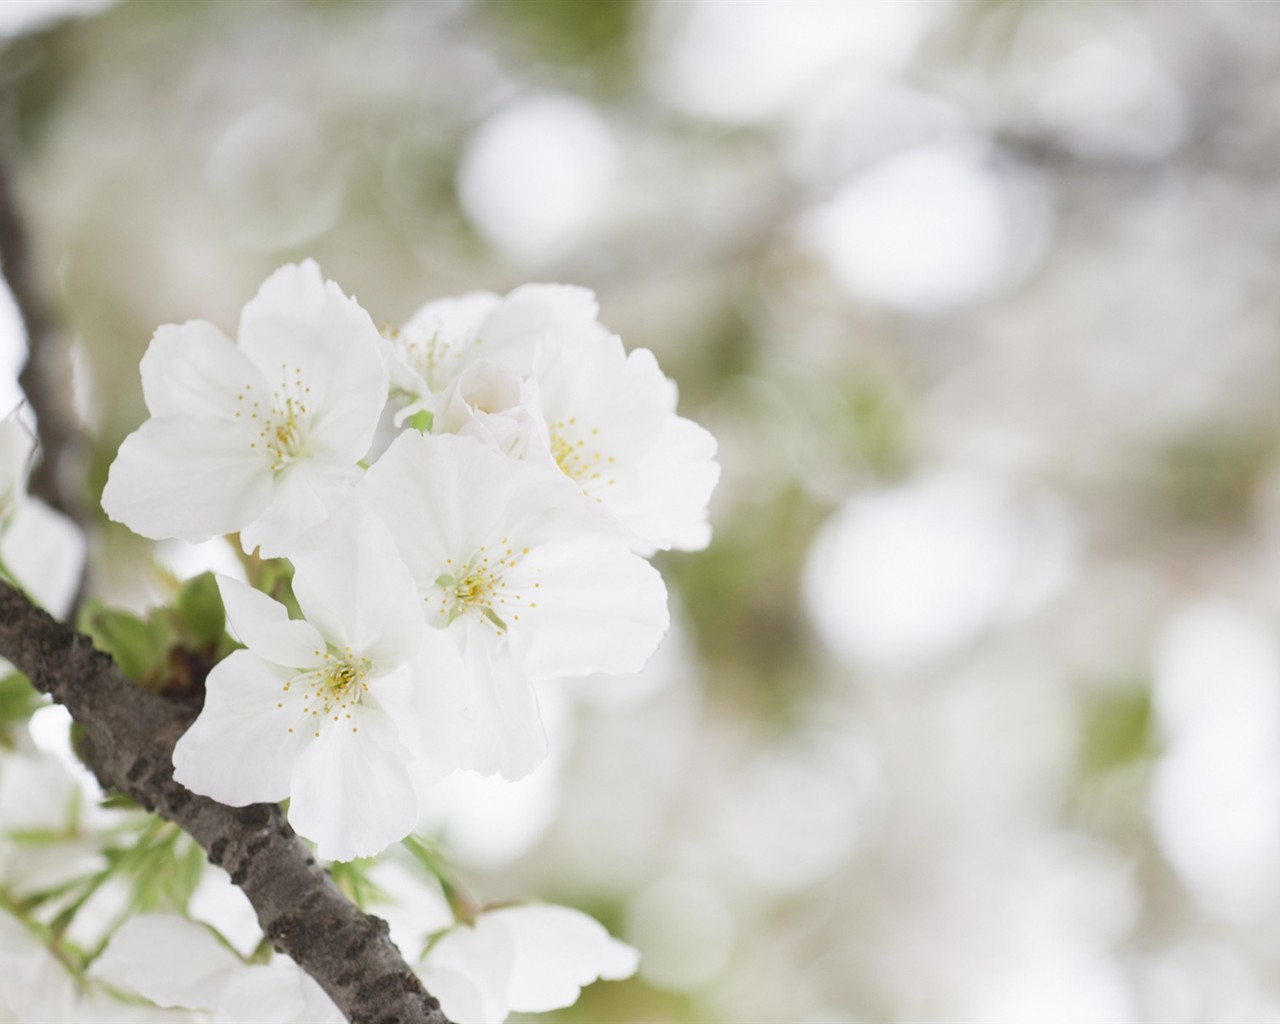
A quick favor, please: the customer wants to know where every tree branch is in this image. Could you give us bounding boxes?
[0,105,82,521]
[0,581,450,1024]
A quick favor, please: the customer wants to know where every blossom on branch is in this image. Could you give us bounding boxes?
[172,516,433,861]
[385,283,604,422]
[95,913,342,1023]
[102,261,387,557]
[355,431,669,781]
[421,903,640,1024]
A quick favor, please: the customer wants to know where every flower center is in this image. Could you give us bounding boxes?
[236,365,313,473]
[548,417,616,493]
[430,540,537,635]
[392,326,483,394]
[282,647,372,737]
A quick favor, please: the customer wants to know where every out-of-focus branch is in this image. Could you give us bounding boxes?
[0,581,451,1024]
[0,109,81,519]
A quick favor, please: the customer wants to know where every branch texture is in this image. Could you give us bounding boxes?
[0,581,450,1024]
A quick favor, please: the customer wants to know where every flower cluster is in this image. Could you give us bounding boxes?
[102,261,718,864]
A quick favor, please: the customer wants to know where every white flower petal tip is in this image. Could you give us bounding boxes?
[103,262,388,556]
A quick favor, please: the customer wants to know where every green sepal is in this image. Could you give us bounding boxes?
[408,410,433,432]
[174,572,225,647]
[77,601,168,685]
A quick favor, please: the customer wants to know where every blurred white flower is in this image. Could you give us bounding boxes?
[0,742,105,898]
[421,904,639,1024]
[458,94,619,260]
[102,261,388,557]
[647,0,937,124]
[0,0,115,39]
[94,913,341,1023]
[800,141,1050,312]
[803,472,1078,671]
[0,906,188,1022]
[173,517,430,861]
[1149,603,1280,920]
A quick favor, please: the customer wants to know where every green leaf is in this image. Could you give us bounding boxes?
[174,572,225,646]
[0,671,41,727]
[78,601,165,683]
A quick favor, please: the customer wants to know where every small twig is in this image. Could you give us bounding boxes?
[0,581,451,1024]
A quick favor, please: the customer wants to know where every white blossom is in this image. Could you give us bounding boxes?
[355,431,669,781]
[102,261,388,557]
[395,287,720,553]
[0,908,189,1023]
[530,334,719,553]
[420,904,639,1024]
[94,913,341,1024]
[364,860,638,1024]
[172,515,433,861]
[385,284,604,421]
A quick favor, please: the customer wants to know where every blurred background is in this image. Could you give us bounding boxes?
[4,1,1280,1021]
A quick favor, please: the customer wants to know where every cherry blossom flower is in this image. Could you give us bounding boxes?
[0,909,187,1023]
[530,334,719,553]
[420,904,639,1024]
[364,857,639,1024]
[102,261,388,557]
[385,284,603,422]
[395,288,720,553]
[172,516,432,861]
[355,431,669,781]
[94,913,341,1023]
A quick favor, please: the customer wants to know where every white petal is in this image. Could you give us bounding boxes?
[0,412,34,520]
[422,919,515,1024]
[215,960,334,1024]
[297,969,346,1024]
[1,499,86,618]
[93,913,241,1010]
[102,417,272,543]
[491,904,640,1012]
[418,965,504,1024]
[356,433,518,581]
[409,624,547,782]
[605,414,719,552]
[172,650,312,806]
[506,540,669,679]
[481,283,604,360]
[291,513,425,665]
[217,576,325,668]
[239,464,357,559]
[397,291,499,395]
[287,705,418,861]
[237,261,387,466]
[432,362,549,462]
[140,320,265,421]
